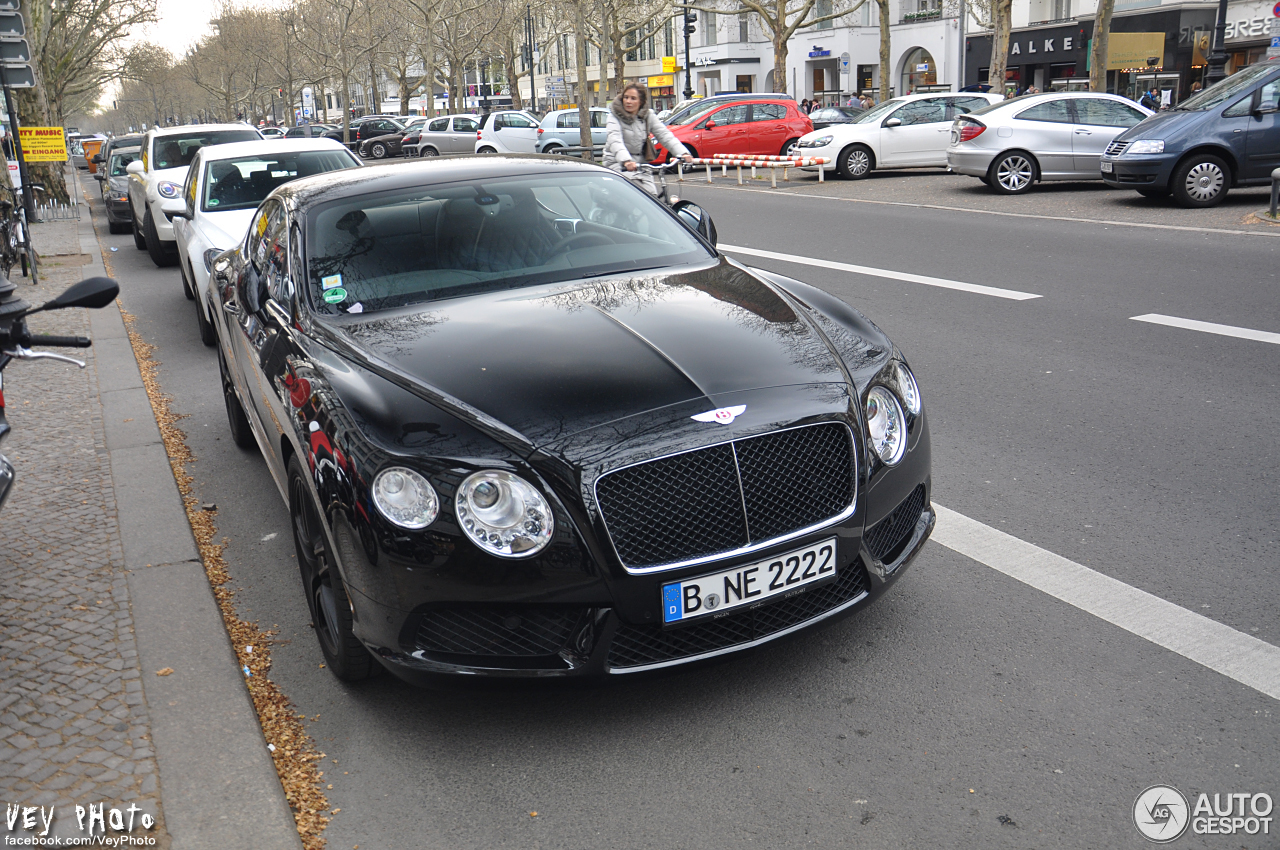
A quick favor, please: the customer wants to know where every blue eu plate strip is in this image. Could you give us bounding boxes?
[662,584,683,623]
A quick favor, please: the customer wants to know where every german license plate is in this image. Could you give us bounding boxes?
[1100,161,1113,173]
[661,538,837,626]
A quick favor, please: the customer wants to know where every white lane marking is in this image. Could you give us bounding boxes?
[932,505,1280,702]
[1131,313,1280,346]
[721,244,1041,301]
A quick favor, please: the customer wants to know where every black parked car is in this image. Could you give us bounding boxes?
[323,117,406,150]
[209,156,933,684]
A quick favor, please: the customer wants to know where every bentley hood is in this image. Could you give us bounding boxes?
[325,258,880,448]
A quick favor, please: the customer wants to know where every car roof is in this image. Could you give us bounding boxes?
[193,138,352,162]
[276,154,607,209]
[150,123,260,139]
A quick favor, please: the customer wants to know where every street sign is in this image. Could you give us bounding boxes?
[301,86,314,106]
[1274,0,1279,16]
[18,126,67,161]
[0,38,28,64]
[0,63,33,87]
[839,51,851,74]
[0,0,18,12]
[0,11,22,37]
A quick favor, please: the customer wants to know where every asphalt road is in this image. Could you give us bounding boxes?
[88,170,1279,849]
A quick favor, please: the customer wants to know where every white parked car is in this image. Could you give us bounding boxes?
[796,92,1003,179]
[474,110,542,154]
[260,127,286,139]
[164,138,361,345]
[947,92,1153,194]
[126,124,262,266]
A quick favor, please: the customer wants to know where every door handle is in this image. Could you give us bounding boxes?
[1074,128,1092,134]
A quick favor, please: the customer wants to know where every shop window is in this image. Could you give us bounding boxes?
[814,0,833,29]
[739,13,750,42]
[1052,0,1071,18]
[704,11,717,46]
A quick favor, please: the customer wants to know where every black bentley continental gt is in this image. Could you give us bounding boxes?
[208,156,933,683]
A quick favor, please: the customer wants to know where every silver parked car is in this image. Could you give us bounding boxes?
[535,108,609,153]
[406,114,482,156]
[947,92,1153,194]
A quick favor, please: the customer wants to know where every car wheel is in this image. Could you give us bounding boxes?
[287,455,378,681]
[196,288,217,347]
[132,210,147,250]
[370,142,387,158]
[477,147,497,154]
[218,348,257,451]
[1171,154,1229,208]
[178,257,195,300]
[989,151,1037,194]
[781,138,800,157]
[143,210,176,267]
[1137,188,1169,199]
[420,146,439,157]
[836,144,873,179]
[542,144,562,155]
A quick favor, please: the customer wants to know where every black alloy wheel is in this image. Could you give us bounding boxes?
[143,210,175,267]
[217,348,257,450]
[836,144,873,179]
[989,151,1038,195]
[195,283,217,347]
[370,142,388,159]
[1171,154,1229,208]
[287,456,377,681]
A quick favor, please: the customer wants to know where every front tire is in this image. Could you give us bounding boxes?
[781,138,800,157]
[420,146,439,157]
[989,151,1037,194]
[370,142,387,158]
[287,456,377,681]
[143,210,175,267]
[218,349,257,450]
[836,144,873,179]
[1171,154,1229,208]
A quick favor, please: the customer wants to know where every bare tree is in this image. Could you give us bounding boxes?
[293,0,386,141]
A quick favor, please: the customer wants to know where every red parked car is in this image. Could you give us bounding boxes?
[654,97,813,161]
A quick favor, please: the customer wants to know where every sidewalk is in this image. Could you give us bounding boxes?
[0,173,302,848]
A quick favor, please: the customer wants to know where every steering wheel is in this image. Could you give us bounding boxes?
[552,232,615,254]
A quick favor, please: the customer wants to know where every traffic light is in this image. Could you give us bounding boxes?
[684,12,696,34]
[278,88,284,97]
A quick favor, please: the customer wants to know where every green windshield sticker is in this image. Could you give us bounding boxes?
[321,274,342,290]
[322,287,348,304]
[208,199,219,206]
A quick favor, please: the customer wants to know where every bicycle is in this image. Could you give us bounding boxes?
[621,162,718,246]
[0,191,22,281]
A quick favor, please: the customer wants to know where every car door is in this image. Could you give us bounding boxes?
[1242,78,1280,180]
[747,102,789,155]
[1009,98,1077,177]
[589,110,609,146]
[1071,98,1147,174]
[696,104,751,157]
[449,116,479,152]
[878,98,951,166]
[494,112,540,152]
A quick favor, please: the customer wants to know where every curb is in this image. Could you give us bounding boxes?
[76,171,305,850]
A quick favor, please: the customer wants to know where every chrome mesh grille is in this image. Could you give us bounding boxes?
[1105,140,1130,157]
[414,608,583,657]
[595,423,856,569]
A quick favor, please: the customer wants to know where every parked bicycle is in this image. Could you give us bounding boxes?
[0,183,42,284]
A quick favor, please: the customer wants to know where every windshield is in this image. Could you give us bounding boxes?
[109,150,140,177]
[203,150,358,212]
[1176,63,1279,111]
[854,99,906,124]
[152,130,260,170]
[306,171,713,315]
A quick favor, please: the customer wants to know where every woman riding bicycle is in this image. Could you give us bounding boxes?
[604,83,693,174]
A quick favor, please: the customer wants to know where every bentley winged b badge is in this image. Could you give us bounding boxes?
[691,405,746,425]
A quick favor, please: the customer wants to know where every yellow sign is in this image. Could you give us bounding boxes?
[19,127,68,162]
[1106,32,1166,70]
[648,75,674,87]
[662,56,677,74]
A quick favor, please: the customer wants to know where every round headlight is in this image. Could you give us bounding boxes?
[371,467,439,529]
[455,470,554,558]
[157,181,182,199]
[893,361,921,416]
[865,386,906,465]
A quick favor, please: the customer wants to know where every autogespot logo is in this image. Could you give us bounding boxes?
[1134,785,1191,843]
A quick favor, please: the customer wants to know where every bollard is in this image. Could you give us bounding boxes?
[737,165,743,185]
[706,162,713,183]
[1271,167,1280,219]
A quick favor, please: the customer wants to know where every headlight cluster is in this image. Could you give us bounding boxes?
[204,248,223,273]
[798,135,833,148]
[369,465,554,558]
[864,361,921,466]
[157,181,182,199]
[1126,140,1164,154]
[456,470,554,558]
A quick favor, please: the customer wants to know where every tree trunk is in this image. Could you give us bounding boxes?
[988,0,1013,97]
[1089,0,1114,93]
[877,0,891,101]
[574,2,591,154]
[14,86,69,204]
[773,38,788,98]
[369,59,381,113]
[613,42,625,96]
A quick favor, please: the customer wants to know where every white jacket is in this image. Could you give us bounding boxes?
[603,103,688,171]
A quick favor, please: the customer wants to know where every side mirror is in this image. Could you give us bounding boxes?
[240,264,264,314]
[672,200,718,247]
[884,117,902,128]
[704,120,717,130]
[93,172,105,181]
[31,276,119,314]
[161,197,189,221]
[1250,88,1265,116]
[91,154,103,163]
[126,160,144,175]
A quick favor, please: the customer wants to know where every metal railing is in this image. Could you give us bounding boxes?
[36,201,81,222]
[900,9,941,23]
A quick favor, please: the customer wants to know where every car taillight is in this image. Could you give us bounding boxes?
[537,128,544,135]
[958,123,985,142]
[477,132,482,140]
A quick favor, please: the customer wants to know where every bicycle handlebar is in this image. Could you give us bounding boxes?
[27,334,92,348]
